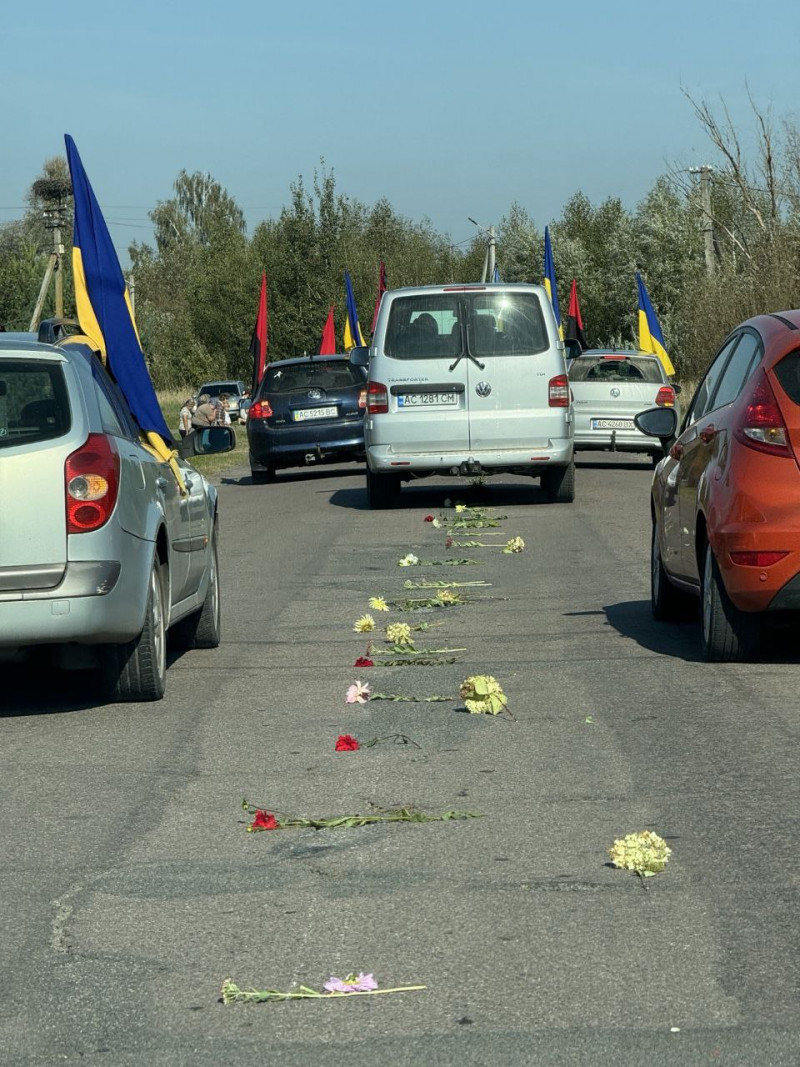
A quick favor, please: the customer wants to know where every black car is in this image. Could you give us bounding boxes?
[247,355,368,482]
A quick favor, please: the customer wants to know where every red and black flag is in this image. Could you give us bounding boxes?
[564,279,587,352]
[319,305,336,354]
[371,260,387,335]
[250,272,268,393]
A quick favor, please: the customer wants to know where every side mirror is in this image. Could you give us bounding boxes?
[634,406,678,439]
[191,426,236,455]
[349,346,370,368]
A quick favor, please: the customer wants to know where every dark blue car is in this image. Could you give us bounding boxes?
[247,355,368,482]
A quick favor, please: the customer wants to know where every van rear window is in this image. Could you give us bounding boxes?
[0,360,71,449]
[385,292,548,359]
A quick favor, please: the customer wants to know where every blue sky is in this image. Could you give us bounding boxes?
[2,0,799,258]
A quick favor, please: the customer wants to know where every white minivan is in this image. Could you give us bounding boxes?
[351,283,574,507]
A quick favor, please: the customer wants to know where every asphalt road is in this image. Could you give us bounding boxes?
[2,454,798,1066]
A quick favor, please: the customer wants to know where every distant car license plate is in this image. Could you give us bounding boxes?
[398,392,457,407]
[293,406,338,421]
[591,418,634,429]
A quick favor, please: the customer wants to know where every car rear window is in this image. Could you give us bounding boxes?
[568,356,664,383]
[773,349,800,406]
[0,360,71,449]
[262,361,365,394]
[385,292,548,359]
[200,382,242,398]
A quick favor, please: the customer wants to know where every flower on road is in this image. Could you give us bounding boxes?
[504,536,525,553]
[324,973,378,993]
[250,810,278,831]
[398,553,419,567]
[386,622,414,646]
[609,831,672,877]
[353,614,376,633]
[346,681,371,704]
[423,515,434,522]
[335,734,360,751]
[354,656,374,668]
[369,596,389,612]
[459,675,509,715]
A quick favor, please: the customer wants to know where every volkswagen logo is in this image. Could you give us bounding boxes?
[610,387,621,398]
[475,381,492,398]
[307,388,323,400]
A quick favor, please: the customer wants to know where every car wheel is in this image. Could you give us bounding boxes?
[251,466,275,484]
[701,541,760,662]
[101,557,167,701]
[651,450,663,469]
[366,468,401,509]
[170,524,221,650]
[651,522,694,621]
[541,461,575,503]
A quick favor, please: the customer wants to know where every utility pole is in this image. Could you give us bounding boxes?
[468,217,496,282]
[29,176,72,332]
[128,273,136,317]
[690,165,715,275]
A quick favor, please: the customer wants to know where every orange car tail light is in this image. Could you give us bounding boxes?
[734,370,791,457]
[729,550,789,567]
[655,385,676,407]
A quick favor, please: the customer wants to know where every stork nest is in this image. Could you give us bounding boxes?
[32,177,72,202]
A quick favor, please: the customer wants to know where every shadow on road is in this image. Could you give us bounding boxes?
[601,599,704,661]
[329,480,560,511]
[221,465,363,488]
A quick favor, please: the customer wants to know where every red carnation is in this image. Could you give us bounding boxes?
[354,656,374,668]
[445,536,453,548]
[251,810,278,830]
[335,734,360,751]
[423,515,435,522]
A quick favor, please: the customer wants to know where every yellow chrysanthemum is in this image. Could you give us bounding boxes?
[455,504,467,513]
[353,614,376,633]
[369,596,389,612]
[459,674,508,714]
[609,831,672,876]
[435,590,462,605]
[386,622,414,646]
[504,536,525,554]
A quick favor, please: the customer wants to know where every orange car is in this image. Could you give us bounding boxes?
[635,311,800,661]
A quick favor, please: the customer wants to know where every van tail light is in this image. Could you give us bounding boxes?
[358,388,367,410]
[733,370,791,457]
[65,433,120,534]
[548,373,570,407]
[249,399,273,419]
[729,550,789,567]
[655,385,676,407]
[367,381,389,414]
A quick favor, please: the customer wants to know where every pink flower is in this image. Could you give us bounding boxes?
[335,734,360,751]
[346,681,371,704]
[324,973,378,993]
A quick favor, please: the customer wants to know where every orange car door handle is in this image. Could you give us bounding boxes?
[699,424,717,444]
[669,442,684,460]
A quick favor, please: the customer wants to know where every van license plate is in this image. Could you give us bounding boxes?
[398,393,457,407]
[591,418,633,429]
[294,406,338,421]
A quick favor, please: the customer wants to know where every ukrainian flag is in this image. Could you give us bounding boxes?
[636,271,675,377]
[65,135,173,448]
[543,227,563,339]
[343,270,367,350]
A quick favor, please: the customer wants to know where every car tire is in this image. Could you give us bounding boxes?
[651,450,663,469]
[366,468,401,509]
[170,524,221,650]
[651,522,694,621]
[701,541,760,662]
[251,465,275,484]
[541,461,575,503]
[101,557,167,702]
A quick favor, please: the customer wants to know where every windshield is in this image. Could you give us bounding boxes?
[385,291,548,359]
[568,356,663,383]
[0,360,71,449]
[200,382,242,398]
[262,361,366,394]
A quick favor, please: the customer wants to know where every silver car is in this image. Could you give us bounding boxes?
[0,338,233,702]
[568,350,680,465]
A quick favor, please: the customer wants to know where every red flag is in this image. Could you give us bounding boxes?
[319,305,336,355]
[250,272,268,392]
[370,260,387,334]
[564,279,587,352]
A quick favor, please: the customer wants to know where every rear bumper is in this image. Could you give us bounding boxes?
[366,439,573,475]
[712,528,800,613]
[248,420,365,468]
[573,427,660,453]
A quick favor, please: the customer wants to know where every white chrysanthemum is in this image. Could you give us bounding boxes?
[353,614,376,633]
[609,831,672,876]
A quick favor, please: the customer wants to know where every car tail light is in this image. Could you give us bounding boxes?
[358,388,367,409]
[249,399,273,419]
[729,550,789,567]
[367,381,389,414]
[65,433,120,534]
[548,373,570,407]
[733,370,791,457]
[655,385,676,407]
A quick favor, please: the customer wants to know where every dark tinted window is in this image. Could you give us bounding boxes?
[262,361,365,394]
[469,293,548,357]
[773,348,800,406]
[709,332,761,411]
[385,295,462,359]
[0,359,71,449]
[569,356,664,383]
[685,336,739,426]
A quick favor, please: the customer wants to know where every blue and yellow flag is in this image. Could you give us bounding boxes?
[543,227,563,339]
[65,134,173,445]
[636,271,675,377]
[343,270,367,350]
